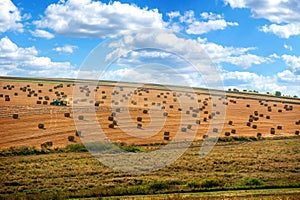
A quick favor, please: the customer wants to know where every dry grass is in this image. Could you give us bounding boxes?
[1,137,299,199]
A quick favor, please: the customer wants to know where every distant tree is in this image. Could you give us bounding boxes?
[228,88,232,92]
[275,91,281,97]
[294,95,298,98]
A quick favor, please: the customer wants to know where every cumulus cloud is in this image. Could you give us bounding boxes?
[30,29,55,39]
[34,0,164,38]
[281,54,300,74]
[277,70,300,82]
[0,37,76,78]
[260,23,300,38]
[223,0,300,38]
[53,45,78,54]
[0,0,23,33]
[220,70,294,95]
[197,37,273,68]
[167,10,238,35]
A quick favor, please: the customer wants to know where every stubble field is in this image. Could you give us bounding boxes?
[0,77,300,199]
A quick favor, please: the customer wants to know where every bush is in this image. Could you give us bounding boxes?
[187,181,200,188]
[200,179,221,188]
[149,180,170,191]
[66,144,88,152]
[239,178,262,187]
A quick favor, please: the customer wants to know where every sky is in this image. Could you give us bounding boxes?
[0,0,299,96]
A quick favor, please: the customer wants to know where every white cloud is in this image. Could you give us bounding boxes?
[200,12,222,20]
[34,0,164,38]
[282,54,300,74]
[0,37,76,78]
[277,70,300,82]
[221,70,291,95]
[30,29,55,39]
[283,44,293,51]
[224,0,300,38]
[260,23,300,38]
[53,45,78,54]
[197,37,272,68]
[0,0,23,33]
[179,10,195,24]
[168,10,238,35]
[223,0,246,8]
[167,11,180,19]
[224,0,300,23]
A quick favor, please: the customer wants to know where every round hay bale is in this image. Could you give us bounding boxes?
[252,125,257,129]
[247,122,251,126]
[137,117,142,122]
[38,123,44,129]
[225,132,230,137]
[164,131,170,136]
[213,128,218,133]
[231,129,236,134]
[36,100,42,104]
[277,126,282,130]
[64,113,70,117]
[108,124,115,129]
[257,132,262,138]
[43,101,48,105]
[12,114,18,119]
[143,110,148,114]
[187,125,192,129]
[68,136,75,142]
[78,115,84,120]
[181,127,187,132]
[163,112,168,117]
[108,116,114,121]
[266,116,270,119]
[270,128,275,134]
[137,123,142,129]
[113,120,118,126]
[295,130,299,135]
[164,136,170,141]
[228,120,233,125]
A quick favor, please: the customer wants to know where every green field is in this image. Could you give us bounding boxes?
[1,137,300,199]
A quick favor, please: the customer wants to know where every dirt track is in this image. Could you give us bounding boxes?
[0,78,299,149]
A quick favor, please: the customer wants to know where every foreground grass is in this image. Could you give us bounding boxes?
[0,138,300,199]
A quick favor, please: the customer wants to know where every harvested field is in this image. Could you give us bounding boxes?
[0,77,300,149]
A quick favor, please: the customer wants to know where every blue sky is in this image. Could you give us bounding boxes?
[0,0,299,96]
